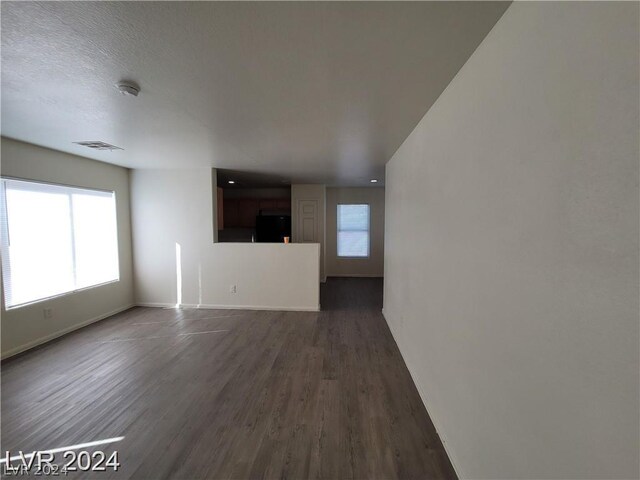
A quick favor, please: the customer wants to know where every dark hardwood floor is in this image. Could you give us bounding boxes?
[1,278,456,479]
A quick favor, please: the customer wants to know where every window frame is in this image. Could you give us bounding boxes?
[1,176,120,310]
[336,203,371,259]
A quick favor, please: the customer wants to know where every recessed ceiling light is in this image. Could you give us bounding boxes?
[228,180,235,184]
[370,179,378,183]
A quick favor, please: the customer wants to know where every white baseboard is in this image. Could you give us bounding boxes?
[327,274,384,278]
[381,309,464,479]
[1,303,135,360]
[136,302,177,308]
[137,302,320,312]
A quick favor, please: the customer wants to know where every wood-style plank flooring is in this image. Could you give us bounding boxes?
[1,278,456,479]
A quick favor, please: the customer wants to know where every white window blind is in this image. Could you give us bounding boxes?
[1,178,119,308]
[337,204,370,257]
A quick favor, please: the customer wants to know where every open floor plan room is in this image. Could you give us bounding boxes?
[2,279,455,479]
[1,1,638,479]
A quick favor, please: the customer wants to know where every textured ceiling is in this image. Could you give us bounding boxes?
[1,1,508,186]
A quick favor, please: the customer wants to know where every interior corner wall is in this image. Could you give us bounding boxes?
[383,3,639,479]
[0,137,135,358]
[326,187,384,277]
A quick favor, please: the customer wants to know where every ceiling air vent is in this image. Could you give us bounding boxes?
[74,141,123,151]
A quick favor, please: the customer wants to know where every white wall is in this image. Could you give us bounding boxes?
[0,137,134,358]
[383,3,639,479]
[326,187,384,277]
[131,169,320,311]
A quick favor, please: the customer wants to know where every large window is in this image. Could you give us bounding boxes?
[337,204,370,257]
[1,178,119,308]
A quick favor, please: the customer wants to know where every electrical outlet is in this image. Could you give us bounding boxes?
[43,308,53,319]
[230,284,237,294]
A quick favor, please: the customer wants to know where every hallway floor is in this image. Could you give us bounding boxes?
[1,278,455,479]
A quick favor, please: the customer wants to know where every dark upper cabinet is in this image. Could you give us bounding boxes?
[222,198,291,228]
[276,199,291,210]
[259,199,277,211]
[238,199,259,227]
[223,198,239,227]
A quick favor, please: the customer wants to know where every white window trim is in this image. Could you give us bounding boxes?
[1,177,120,310]
[337,203,371,259]
[3,279,120,311]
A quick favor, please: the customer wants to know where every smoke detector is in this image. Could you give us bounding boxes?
[74,141,123,151]
[115,80,140,97]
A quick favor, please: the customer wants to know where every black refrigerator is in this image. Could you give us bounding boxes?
[255,214,291,243]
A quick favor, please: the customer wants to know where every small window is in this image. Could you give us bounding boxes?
[337,204,369,257]
[1,178,120,309]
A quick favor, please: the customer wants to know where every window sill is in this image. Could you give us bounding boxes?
[4,279,120,311]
